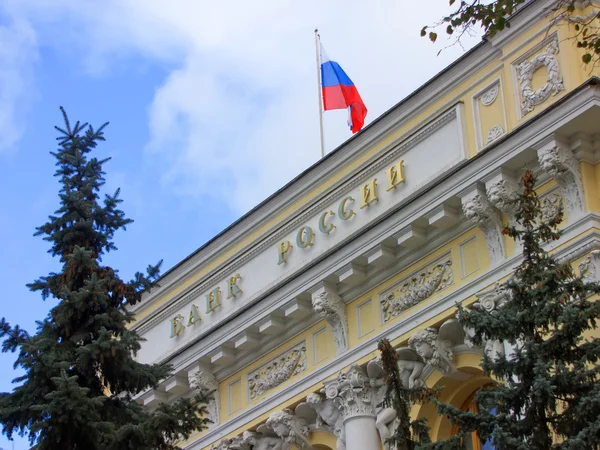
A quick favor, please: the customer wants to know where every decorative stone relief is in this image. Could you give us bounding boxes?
[408,328,455,375]
[190,367,220,426]
[579,250,600,282]
[486,177,520,223]
[516,34,564,116]
[380,255,454,323]
[248,341,307,400]
[465,283,512,361]
[311,285,349,355]
[367,360,399,450]
[538,145,584,219]
[242,431,285,450]
[462,190,506,266]
[324,365,375,422]
[296,392,346,450]
[486,125,505,144]
[265,408,312,449]
[540,193,563,224]
[211,436,251,450]
[480,83,499,106]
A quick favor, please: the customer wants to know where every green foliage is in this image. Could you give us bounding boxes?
[0,108,209,449]
[423,1,600,65]
[378,338,437,450]
[424,170,600,449]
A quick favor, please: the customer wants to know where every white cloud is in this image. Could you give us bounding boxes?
[2,0,480,213]
[0,10,37,154]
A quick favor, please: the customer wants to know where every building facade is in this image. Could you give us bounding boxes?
[131,2,600,449]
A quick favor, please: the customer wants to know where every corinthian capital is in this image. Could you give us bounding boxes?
[324,365,375,423]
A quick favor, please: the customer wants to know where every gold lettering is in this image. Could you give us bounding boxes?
[386,160,405,191]
[188,304,201,326]
[277,241,292,265]
[227,274,242,299]
[338,196,356,221]
[206,287,222,313]
[170,314,185,338]
[360,178,378,209]
[319,210,336,234]
[296,226,314,249]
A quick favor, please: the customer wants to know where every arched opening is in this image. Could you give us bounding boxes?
[450,391,495,450]
[309,430,336,450]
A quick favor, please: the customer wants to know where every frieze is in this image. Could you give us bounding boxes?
[136,107,461,336]
[248,341,307,400]
[380,253,454,323]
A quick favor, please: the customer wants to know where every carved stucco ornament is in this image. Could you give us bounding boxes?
[463,283,512,361]
[480,83,499,106]
[311,286,348,355]
[296,392,346,450]
[248,341,307,400]
[408,327,456,375]
[540,193,564,224]
[486,177,520,223]
[537,145,584,220]
[190,367,220,426]
[265,408,312,449]
[380,255,454,322]
[516,34,564,116]
[486,125,505,144]
[242,431,286,450]
[462,190,506,266]
[324,365,376,422]
[579,250,600,283]
[366,359,399,450]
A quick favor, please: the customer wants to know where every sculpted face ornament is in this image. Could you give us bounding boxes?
[408,328,455,375]
[265,409,312,449]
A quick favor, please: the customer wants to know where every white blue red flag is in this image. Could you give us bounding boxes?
[320,44,367,134]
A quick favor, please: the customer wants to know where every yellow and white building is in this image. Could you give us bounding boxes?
[131,1,600,448]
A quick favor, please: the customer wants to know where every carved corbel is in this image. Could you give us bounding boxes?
[310,283,348,355]
[579,250,600,282]
[188,364,220,426]
[460,184,506,266]
[485,170,521,226]
[537,141,585,220]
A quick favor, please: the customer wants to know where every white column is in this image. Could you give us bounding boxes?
[324,365,381,450]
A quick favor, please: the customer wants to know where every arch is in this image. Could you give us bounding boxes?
[309,430,337,450]
[411,350,493,442]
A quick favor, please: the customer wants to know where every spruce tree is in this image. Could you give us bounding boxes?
[378,338,435,450]
[0,108,208,450]
[425,170,600,450]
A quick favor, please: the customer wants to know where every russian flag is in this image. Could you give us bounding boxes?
[320,44,367,134]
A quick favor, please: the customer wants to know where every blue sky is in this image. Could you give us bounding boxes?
[0,1,479,448]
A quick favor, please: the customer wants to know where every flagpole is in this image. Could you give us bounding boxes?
[314,28,325,158]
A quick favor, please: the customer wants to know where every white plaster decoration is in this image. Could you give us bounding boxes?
[380,254,454,323]
[189,366,220,426]
[579,250,600,282]
[469,283,512,361]
[408,327,455,375]
[486,176,521,224]
[324,365,381,450]
[324,365,376,422]
[540,193,564,224]
[311,284,349,355]
[486,125,505,144]
[248,341,307,400]
[515,34,564,116]
[480,83,499,106]
[537,143,585,220]
[211,436,250,450]
[395,349,425,389]
[265,408,312,449]
[367,360,399,450]
[242,431,286,450]
[297,392,346,450]
[461,185,506,266]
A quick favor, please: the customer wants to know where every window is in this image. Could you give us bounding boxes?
[451,391,495,450]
